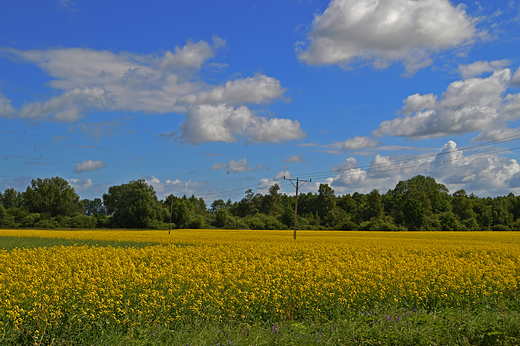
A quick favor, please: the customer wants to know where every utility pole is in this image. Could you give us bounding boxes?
[169,196,174,235]
[284,177,311,240]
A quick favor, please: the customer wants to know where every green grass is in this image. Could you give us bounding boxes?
[9,308,519,345]
[0,236,161,250]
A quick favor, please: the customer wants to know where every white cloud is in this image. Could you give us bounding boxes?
[142,175,213,200]
[257,171,290,195]
[341,136,378,150]
[374,69,517,139]
[177,104,306,144]
[73,160,106,173]
[68,177,93,189]
[176,74,286,106]
[328,140,520,196]
[458,59,511,78]
[283,154,307,163]
[210,158,256,173]
[471,128,520,142]
[67,177,112,200]
[331,157,357,172]
[0,42,289,132]
[0,92,15,117]
[156,36,225,70]
[298,0,479,75]
[511,67,520,87]
[401,93,437,115]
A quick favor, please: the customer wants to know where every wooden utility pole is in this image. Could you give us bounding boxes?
[284,177,311,239]
[169,196,174,235]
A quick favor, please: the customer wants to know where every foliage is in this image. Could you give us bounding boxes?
[3,174,520,231]
[103,180,165,228]
[24,177,83,217]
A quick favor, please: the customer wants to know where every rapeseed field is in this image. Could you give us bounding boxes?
[0,230,519,345]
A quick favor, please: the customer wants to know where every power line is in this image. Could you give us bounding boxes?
[195,134,520,200]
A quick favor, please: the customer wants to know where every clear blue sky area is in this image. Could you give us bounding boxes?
[1,0,520,201]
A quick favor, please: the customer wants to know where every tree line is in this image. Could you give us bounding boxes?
[1,175,519,231]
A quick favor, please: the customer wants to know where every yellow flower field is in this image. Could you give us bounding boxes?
[0,230,519,340]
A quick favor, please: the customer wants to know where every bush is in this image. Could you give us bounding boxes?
[337,219,358,231]
[34,219,60,229]
[0,205,16,228]
[492,224,511,231]
[246,213,284,230]
[63,215,97,228]
[22,213,41,227]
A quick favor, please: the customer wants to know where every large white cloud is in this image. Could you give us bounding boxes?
[175,104,306,145]
[298,0,479,74]
[328,140,520,196]
[1,40,300,144]
[374,69,520,139]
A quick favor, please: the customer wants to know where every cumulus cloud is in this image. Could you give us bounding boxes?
[73,160,106,173]
[257,171,290,194]
[142,175,214,200]
[458,59,511,78]
[341,136,379,150]
[283,154,307,163]
[328,140,520,196]
[331,157,357,172]
[298,0,479,75]
[210,158,263,173]
[0,92,15,117]
[511,67,520,87]
[374,69,519,139]
[156,36,225,70]
[0,41,292,138]
[176,104,306,145]
[176,74,286,106]
[67,177,111,199]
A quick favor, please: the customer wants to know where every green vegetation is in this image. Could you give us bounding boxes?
[2,175,520,231]
[0,236,160,250]
[11,308,520,345]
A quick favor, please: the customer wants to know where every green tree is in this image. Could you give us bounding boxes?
[24,177,83,217]
[82,198,107,216]
[103,180,164,228]
[317,184,336,221]
[0,205,16,228]
[262,184,283,216]
[2,188,24,209]
[403,198,425,230]
[452,190,475,221]
[210,199,226,213]
[365,189,384,220]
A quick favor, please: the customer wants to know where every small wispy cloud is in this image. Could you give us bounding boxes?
[73,160,106,173]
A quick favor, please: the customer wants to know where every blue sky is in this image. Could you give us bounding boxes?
[1,0,520,202]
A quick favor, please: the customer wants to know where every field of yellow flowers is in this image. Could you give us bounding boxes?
[1,229,519,344]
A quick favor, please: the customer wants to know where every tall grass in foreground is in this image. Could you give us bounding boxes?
[0,230,519,345]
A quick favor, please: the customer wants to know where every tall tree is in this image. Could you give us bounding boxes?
[452,190,475,221]
[2,188,24,209]
[365,189,384,220]
[82,198,107,216]
[24,177,83,217]
[103,180,164,228]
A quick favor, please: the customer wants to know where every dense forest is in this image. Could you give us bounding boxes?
[1,175,519,231]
